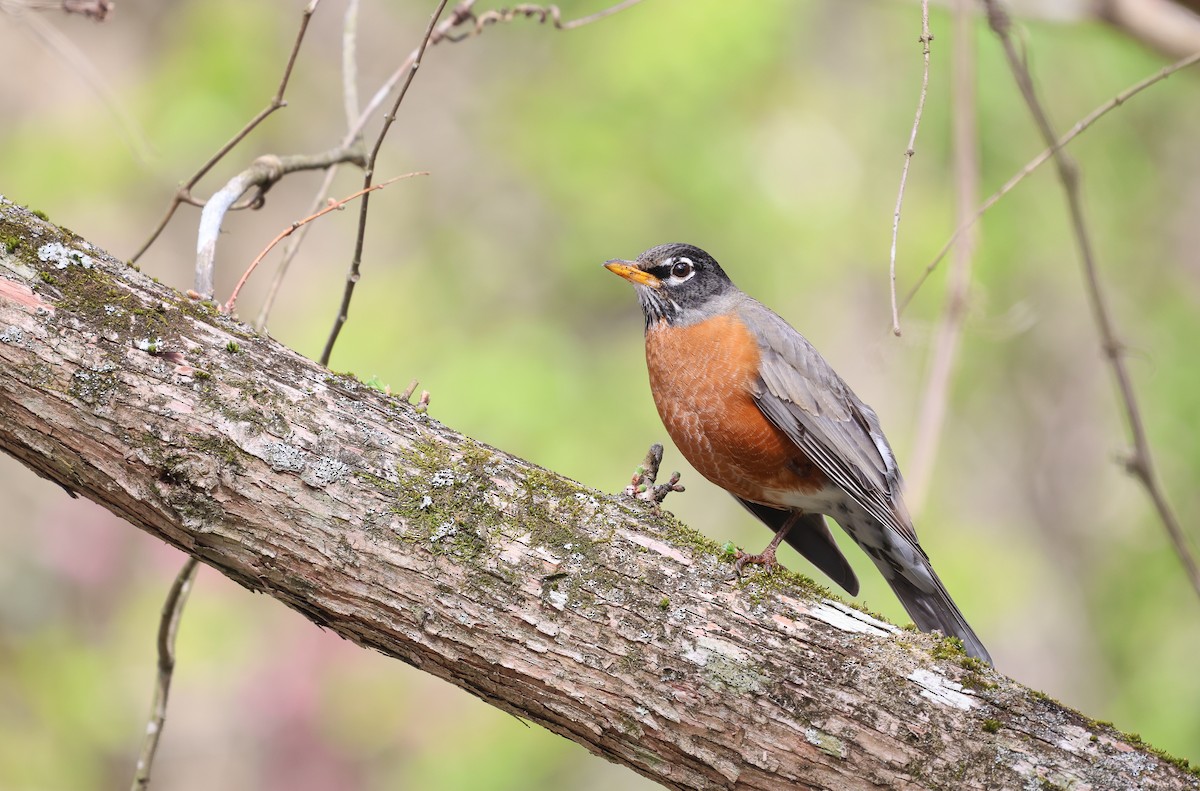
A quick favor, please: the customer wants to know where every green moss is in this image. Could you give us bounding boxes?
[1029,689,1055,704]
[31,209,49,221]
[658,597,670,610]
[981,718,1001,734]
[188,436,247,470]
[930,635,990,673]
[1114,730,1200,777]
[521,466,601,557]
[355,470,399,494]
[225,340,240,353]
[962,671,998,691]
[1,234,23,252]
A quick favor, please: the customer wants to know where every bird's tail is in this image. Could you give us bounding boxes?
[885,568,992,665]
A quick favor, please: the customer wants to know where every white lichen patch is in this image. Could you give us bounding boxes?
[906,667,979,711]
[0,325,26,346]
[260,442,306,473]
[37,241,93,270]
[808,600,896,636]
[429,469,457,488]
[302,456,349,487]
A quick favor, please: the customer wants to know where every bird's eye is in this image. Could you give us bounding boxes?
[670,259,694,279]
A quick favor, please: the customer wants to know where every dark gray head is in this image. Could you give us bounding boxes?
[604,243,738,328]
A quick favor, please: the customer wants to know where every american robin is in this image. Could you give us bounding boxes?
[605,242,992,664]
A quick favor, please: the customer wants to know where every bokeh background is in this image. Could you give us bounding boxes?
[2,0,1199,788]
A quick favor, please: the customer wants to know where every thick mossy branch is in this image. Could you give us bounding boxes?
[0,199,1196,790]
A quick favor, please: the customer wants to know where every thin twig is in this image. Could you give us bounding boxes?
[341,0,361,134]
[459,0,646,35]
[902,50,1200,314]
[908,0,979,514]
[888,0,933,337]
[192,147,366,298]
[981,0,1200,601]
[254,0,367,332]
[318,0,451,367]
[257,0,646,335]
[225,172,426,315]
[129,0,322,264]
[129,557,199,791]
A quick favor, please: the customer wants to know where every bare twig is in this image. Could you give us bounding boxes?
[224,172,426,315]
[257,0,647,335]
[254,0,367,332]
[0,0,112,18]
[1098,0,1200,60]
[399,378,419,402]
[981,0,1200,601]
[129,557,199,791]
[61,0,111,18]
[341,0,361,133]
[193,147,367,298]
[318,0,451,367]
[454,0,646,36]
[908,0,980,513]
[130,0,322,264]
[888,0,933,337]
[903,50,1200,314]
[624,443,685,507]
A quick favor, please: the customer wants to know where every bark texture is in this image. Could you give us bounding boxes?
[0,198,1196,790]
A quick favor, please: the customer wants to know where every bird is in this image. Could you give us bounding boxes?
[605,242,992,664]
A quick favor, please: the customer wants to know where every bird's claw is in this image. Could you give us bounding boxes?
[725,547,782,581]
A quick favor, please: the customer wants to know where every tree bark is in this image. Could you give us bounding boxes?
[0,198,1196,790]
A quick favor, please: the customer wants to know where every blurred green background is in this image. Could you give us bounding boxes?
[2,0,1199,788]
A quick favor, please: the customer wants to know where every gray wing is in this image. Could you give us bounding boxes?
[736,299,918,547]
[737,301,992,664]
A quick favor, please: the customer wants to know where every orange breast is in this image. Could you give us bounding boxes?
[644,315,825,505]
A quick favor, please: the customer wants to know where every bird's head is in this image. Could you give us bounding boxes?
[604,243,737,328]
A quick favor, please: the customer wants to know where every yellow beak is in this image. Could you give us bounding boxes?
[604,261,662,289]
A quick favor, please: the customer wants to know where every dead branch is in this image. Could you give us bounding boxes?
[193,147,368,298]
[888,0,933,337]
[2,201,1198,791]
[319,0,450,367]
[129,558,198,791]
[903,50,1200,314]
[980,0,1200,602]
[907,0,980,512]
[130,0,322,264]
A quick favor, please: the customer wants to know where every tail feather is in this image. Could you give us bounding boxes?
[885,571,992,665]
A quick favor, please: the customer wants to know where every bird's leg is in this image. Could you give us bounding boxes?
[730,513,800,577]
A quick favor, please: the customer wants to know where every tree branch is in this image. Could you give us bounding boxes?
[981,0,1200,604]
[2,201,1197,790]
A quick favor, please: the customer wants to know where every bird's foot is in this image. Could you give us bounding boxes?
[725,519,796,580]
[623,443,685,509]
[726,546,782,580]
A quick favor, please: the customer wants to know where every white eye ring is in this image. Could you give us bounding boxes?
[668,257,695,282]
